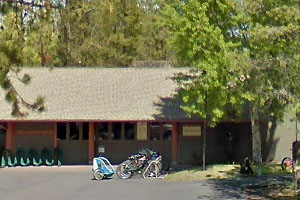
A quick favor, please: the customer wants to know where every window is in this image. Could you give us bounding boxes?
[57,123,66,140]
[150,122,160,140]
[69,122,79,140]
[112,123,121,140]
[163,124,172,140]
[125,123,135,140]
[163,130,172,140]
[97,123,109,140]
[83,123,89,140]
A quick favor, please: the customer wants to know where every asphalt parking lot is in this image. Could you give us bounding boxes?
[0,166,249,200]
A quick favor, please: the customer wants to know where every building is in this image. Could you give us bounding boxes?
[0,67,254,166]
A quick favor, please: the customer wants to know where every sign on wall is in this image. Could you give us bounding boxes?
[183,126,201,137]
[137,122,148,140]
[98,146,105,153]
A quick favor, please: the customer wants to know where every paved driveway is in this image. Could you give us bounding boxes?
[0,166,251,200]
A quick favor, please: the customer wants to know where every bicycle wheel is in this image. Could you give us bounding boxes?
[116,160,132,179]
[142,162,155,178]
[156,161,162,173]
[93,169,104,180]
[142,162,161,178]
[281,157,293,170]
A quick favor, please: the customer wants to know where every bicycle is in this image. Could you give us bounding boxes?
[281,149,295,170]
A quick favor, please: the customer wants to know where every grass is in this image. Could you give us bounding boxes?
[165,163,291,182]
[252,164,291,176]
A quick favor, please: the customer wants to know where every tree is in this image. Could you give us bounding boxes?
[57,0,102,66]
[94,0,142,67]
[0,1,45,116]
[23,1,60,66]
[135,0,173,63]
[163,0,240,169]
[163,0,300,165]
[229,0,300,163]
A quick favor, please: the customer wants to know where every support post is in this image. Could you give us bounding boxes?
[54,123,57,149]
[121,123,125,140]
[78,122,83,140]
[88,122,95,164]
[6,122,15,154]
[108,122,112,140]
[172,122,179,165]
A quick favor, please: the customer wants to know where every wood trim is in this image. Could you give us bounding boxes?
[133,123,137,140]
[121,123,125,141]
[54,123,58,149]
[6,122,15,154]
[147,122,150,141]
[159,123,163,141]
[172,122,179,164]
[108,122,112,140]
[0,119,245,123]
[66,122,70,140]
[88,122,95,164]
[78,123,83,140]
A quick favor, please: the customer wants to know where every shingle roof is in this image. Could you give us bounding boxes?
[0,67,194,121]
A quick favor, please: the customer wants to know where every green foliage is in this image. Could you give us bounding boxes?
[0,2,46,117]
[0,0,174,68]
[0,0,175,116]
[164,0,300,124]
[164,0,300,163]
[164,0,240,126]
[56,0,172,67]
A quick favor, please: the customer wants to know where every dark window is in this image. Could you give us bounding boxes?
[112,123,122,140]
[150,122,160,140]
[163,130,172,140]
[97,123,109,140]
[163,124,172,140]
[57,123,66,140]
[70,122,79,140]
[125,123,135,140]
[83,123,89,140]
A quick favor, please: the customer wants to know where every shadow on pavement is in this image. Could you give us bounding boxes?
[199,175,294,200]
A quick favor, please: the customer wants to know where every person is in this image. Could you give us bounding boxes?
[240,156,254,176]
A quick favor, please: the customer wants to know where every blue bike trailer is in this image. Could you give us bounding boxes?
[92,157,115,180]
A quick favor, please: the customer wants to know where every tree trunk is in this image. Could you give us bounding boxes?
[202,119,207,170]
[250,104,262,164]
[203,91,208,170]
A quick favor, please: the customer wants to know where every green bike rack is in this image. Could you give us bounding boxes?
[29,148,42,166]
[0,156,6,168]
[20,157,30,166]
[8,156,18,167]
[33,157,42,166]
[16,148,30,167]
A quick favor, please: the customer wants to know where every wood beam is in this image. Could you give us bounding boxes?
[6,122,15,154]
[54,123,57,149]
[88,122,95,164]
[121,123,125,140]
[78,122,83,140]
[108,122,112,140]
[66,122,70,140]
[172,122,179,164]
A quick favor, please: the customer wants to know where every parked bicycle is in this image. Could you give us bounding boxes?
[281,148,296,170]
[116,149,162,179]
[281,156,294,170]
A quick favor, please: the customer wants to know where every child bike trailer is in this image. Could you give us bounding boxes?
[92,157,115,180]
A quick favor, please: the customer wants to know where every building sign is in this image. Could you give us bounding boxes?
[98,146,105,153]
[137,122,148,140]
[183,126,201,137]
